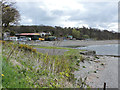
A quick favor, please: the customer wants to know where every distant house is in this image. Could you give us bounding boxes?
[67,35,73,40]
[3,32,10,40]
[3,32,10,39]
[39,32,51,37]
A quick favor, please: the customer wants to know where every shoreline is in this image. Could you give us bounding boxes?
[30,40,119,57]
[19,40,119,88]
[25,40,118,47]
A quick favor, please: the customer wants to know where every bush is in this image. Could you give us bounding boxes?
[18,44,37,53]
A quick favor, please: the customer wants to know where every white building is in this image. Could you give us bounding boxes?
[39,32,51,37]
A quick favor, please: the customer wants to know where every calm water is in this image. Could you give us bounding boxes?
[77,44,120,56]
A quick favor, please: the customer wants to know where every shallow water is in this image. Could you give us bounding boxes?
[77,44,120,56]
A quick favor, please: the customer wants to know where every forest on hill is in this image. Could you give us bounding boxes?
[8,25,119,40]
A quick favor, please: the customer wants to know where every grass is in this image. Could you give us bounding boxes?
[0,43,2,89]
[32,45,85,72]
[2,41,88,88]
[32,45,85,56]
[2,56,32,88]
[31,45,68,49]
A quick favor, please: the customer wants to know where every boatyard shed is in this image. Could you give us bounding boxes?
[15,33,41,40]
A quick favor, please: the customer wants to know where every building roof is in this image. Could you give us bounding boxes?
[9,36,17,37]
[18,33,40,35]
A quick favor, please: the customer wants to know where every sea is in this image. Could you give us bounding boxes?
[76,44,120,56]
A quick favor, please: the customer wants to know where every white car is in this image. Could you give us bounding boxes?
[18,36,31,41]
[9,36,18,41]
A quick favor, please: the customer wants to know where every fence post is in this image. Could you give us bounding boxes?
[103,82,106,90]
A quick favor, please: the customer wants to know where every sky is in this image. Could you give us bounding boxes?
[14,0,119,32]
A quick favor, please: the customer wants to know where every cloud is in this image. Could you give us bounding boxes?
[20,16,33,25]
[16,0,118,32]
[15,0,119,2]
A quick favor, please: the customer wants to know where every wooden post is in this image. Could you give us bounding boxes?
[103,82,106,90]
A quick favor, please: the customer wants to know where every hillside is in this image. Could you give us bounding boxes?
[8,25,119,40]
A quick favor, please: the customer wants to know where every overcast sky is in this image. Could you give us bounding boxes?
[15,0,119,32]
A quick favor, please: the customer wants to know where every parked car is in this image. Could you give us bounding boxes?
[18,36,31,41]
[39,38,44,41]
[45,36,56,41]
[9,36,18,41]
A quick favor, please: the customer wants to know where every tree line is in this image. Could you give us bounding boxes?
[8,25,119,40]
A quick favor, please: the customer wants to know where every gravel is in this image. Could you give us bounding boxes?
[74,56,118,88]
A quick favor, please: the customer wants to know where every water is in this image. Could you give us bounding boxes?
[77,44,120,56]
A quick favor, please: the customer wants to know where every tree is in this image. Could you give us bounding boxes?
[10,30,15,36]
[2,0,20,32]
[72,29,80,39]
[83,35,89,39]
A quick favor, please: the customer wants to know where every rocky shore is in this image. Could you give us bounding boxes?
[74,55,118,88]
[29,40,118,88]
[35,46,118,88]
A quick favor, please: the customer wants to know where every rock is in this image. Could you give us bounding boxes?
[94,60,100,63]
[80,50,96,55]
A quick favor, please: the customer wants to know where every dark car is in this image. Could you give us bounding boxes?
[45,36,56,41]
